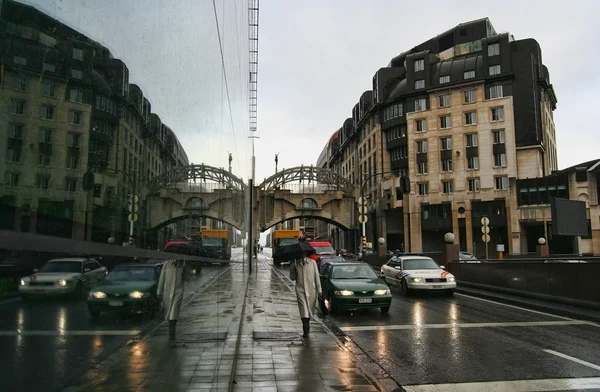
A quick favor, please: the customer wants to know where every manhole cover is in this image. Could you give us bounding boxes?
[177,332,227,342]
[253,331,299,341]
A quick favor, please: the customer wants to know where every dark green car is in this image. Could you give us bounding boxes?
[87,263,162,318]
[320,262,392,314]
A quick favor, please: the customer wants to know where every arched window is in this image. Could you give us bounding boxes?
[300,198,318,209]
[186,197,205,209]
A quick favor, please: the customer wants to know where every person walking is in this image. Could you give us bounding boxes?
[157,259,185,340]
[290,252,322,338]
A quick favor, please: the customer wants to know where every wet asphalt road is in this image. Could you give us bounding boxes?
[0,251,242,392]
[321,276,600,389]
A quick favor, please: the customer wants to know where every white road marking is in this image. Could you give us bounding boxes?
[455,292,575,321]
[403,377,600,392]
[0,330,142,336]
[544,349,600,371]
[0,297,21,305]
[340,320,592,332]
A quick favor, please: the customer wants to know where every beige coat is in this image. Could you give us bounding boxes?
[157,260,185,321]
[290,257,322,318]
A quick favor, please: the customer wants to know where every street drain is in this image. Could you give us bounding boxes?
[253,331,299,341]
[177,332,227,342]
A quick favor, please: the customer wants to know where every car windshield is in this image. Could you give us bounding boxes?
[203,238,222,247]
[403,258,440,270]
[107,266,156,281]
[313,246,335,255]
[39,261,82,273]
[331,265,378,279]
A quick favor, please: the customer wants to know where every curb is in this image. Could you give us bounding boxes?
[269,262,405,392]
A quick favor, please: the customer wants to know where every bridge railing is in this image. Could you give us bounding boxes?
[161,182,242,193]
[264,183,348,194]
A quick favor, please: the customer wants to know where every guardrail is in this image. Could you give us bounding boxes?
[447,262,600,306]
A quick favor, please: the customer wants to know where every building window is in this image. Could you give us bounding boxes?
[68,133,81,147]
[489,65,501,76]
[37,174,50,190]
[468,178,481,192]
[491,107,504,122]
[440,137,452,151]
[70,69,83,79]
[43,63,56,72]
[492,129,505,144]
[441,159,453,173]
[438,93,450,108]
[40,105,54,120]
[65,178,78,192]
[467,156,479,170]
[9,124,24,139]
[93,185,102,198]
[415,98,427,112]
[439,75,450,84]
[72,48,84,61]
[417,161,428,175]
[465,111,477,125]
[12,77,27,91]
[415,79,425,89]
[464,70,475,79]
[70,88,83,103]
[489,85,503,99]
[10,99,25,115]
[414,59,424,72]
[494,153,507,167]
[69,110,82,125]
[385,103,403,121]
[418,182,429,196]
[439,115,451,129]
[464,90,476,105]
[38,153,51,167]
[40,128,52,144]
[6,147,21,163]
[416,140,427,153]
[67,153,79,169]
[495,176,509,190]
[4,172,19,186]
[466,133,478,147]
[416,119,427,133]
[42,82,55,97]
[442,180,454,194]
[488,43,500,56]
[13,56,27,65]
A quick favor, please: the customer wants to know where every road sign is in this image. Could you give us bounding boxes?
[358,205,368,215]
[481,226,490,234]
[128,213,139,222]
[481,217,490,226]
[482,234,490,243]
[358,214,368,223]
[357,197,367,206]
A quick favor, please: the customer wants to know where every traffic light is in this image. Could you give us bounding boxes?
[399,176,410,194]
[82,171,95,191]
[127,194,139,222]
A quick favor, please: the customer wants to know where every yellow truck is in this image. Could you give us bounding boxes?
[201,230,231,260]
[272,230,301,265]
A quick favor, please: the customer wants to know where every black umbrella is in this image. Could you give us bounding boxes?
[273,241,316,262]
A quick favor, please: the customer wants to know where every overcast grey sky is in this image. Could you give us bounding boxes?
[26,0,600,182]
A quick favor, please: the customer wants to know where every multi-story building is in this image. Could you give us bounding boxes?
[316,18,587,257]
[0,0,188,245]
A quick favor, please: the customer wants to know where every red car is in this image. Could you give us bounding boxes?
[308,241,336,261]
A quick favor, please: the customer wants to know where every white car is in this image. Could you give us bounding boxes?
[459,251,481,263]
[19,258,107,298]
[381,255,456,296]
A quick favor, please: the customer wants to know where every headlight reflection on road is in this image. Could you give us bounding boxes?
[448,302,462,362]
[411,302,426,367]
[57,308,67,335]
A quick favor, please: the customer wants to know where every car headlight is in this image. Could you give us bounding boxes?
[334,290,354,296]
[129,291,150,299]
[58,280,67,286]
[447,277,455,282]
[411,277,424,283]
[20,279,26,286]
[374,289,390,295]
[91,291,107,299]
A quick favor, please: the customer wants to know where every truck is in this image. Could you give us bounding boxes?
[201,230,231,261]
[272,230,301,265]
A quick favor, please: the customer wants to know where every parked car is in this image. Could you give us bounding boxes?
[19,257,107,299]
[356,249,375,261]
[381,255,456,296]
[544,259,588,263]
[317,255,348,273]
[459,251,481,263]
[339,249,354,259]
[87,263,162,318]
[319,262,391,314]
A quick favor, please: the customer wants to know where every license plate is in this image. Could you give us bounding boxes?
[109,301,123,307]
[358,298,372,304]
[432,285,443,289]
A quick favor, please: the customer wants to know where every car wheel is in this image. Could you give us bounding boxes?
[380,306,390,314]
[73,282,84,299]
[445,289,454,297]
[401,279,410,296]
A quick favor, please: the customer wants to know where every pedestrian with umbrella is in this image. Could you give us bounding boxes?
[288,242,322,338]
[157,259,185,340]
